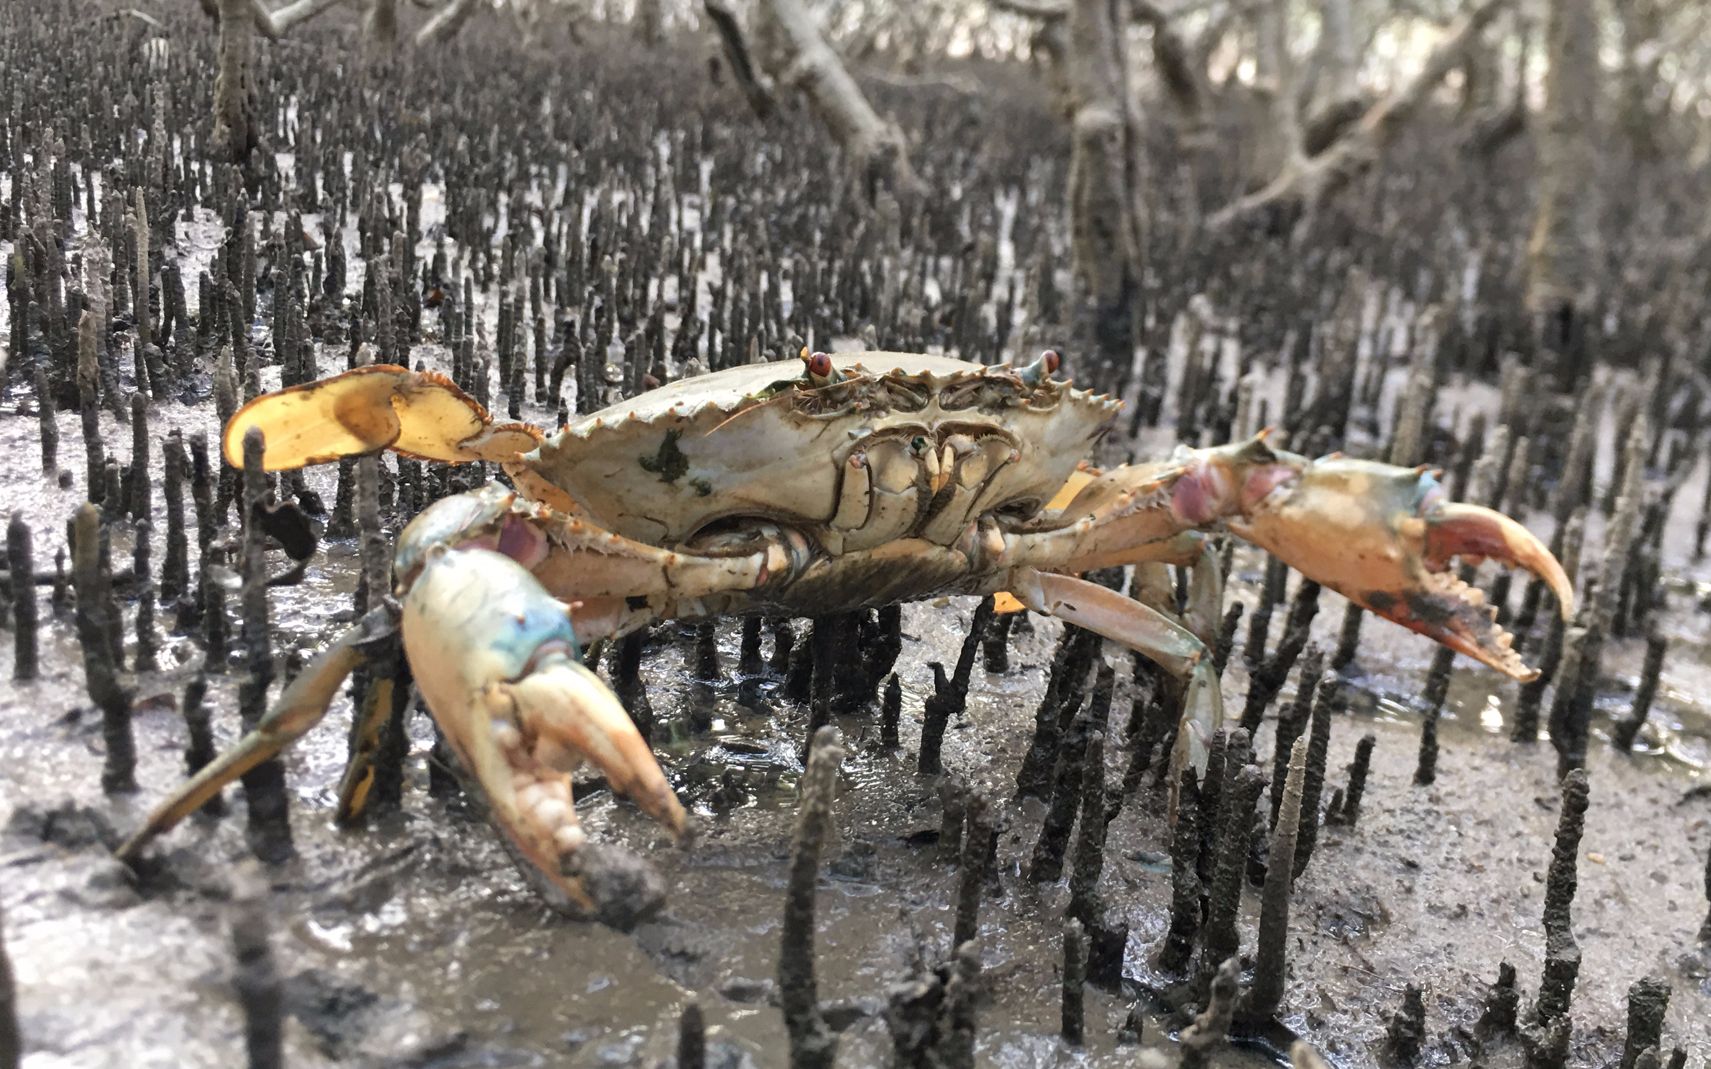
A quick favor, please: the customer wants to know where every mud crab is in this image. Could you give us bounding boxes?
[116,350,1572,919]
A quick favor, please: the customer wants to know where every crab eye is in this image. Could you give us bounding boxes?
[1018,349,1064,385]
[807,351,833,379]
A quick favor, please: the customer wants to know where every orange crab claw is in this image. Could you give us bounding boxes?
[1424,503,1575,614]
[222,364,541,471]
[1224,448,1573,682]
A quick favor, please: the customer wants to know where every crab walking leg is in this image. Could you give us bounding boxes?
[115,624,371,863]
[1124,533,1224,647]
[1009,568,1223,778]
[1181,539,1227,647]
[400,546,688,912]
[333,631,412,824]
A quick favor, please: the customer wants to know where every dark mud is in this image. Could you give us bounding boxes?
[4,521,1708,1065]
[2,0,1710,1065]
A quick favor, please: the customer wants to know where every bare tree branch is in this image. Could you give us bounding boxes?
[1526,0,1601,318]
[118,7,166,28]
[1317,0,1359,104]
[250,0,283,39]
[1207,0,1510,233]
[1066,0,1143,388]
[1389,0,1454,26]
[1189,3,1239,74]
[1029,16,1072,114]
[989,0,1071,19]
[250,0,351,39]
[704,0,775,119]
[635,0,662,45]
[1249,0,1305,183]
[213,0,259,165]
[994,0,1248,21]
[1002,0,1250,127]
[1302,94,1367,155]
[752,0,924,204]
[1133,0,1208,129]
[856,66,983,97]
[1614,0,1671,161]
[366,0,398,46]
[413,0,479,45]
[1462,11,1529,157]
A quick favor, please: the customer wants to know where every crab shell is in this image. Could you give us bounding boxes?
[529,352,1121,552]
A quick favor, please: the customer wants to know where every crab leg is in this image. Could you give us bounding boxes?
[115,620,376,863]
[1008,568,1224,780]
[1125,533,1224,646]
[218,365,591,510]
[396,484,815,647]
[400,544,688,915]
[333,629,412,825]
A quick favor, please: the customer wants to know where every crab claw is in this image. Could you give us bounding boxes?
[221,364,540,472]
[1213,442,1573,682]
[401,545,688,922]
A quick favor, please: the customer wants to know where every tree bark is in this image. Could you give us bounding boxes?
[753,0,923,205]
[1207,0,1509,234]
[1457,20,1502,117]
[365,0,398,45]
[1317,0,1359,105]
[1029,16,1073,117]
[1132,1,1209,138]
[212,0,258,166]
[1246,0,1305,189]
[1066,0,1143,393]
[1526,0,1599,304]
[1297,0,1367,153]
[636,0,663,45]
[1461,12,1528,158]
[704,0,776,118]
[991,0,1070,17]
[1615,0,1669,162]
[1526,0,1600,380]
[1001,0,1219,135]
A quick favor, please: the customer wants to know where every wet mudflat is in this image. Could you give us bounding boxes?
[3,479,1708,1065]
[3,0,1711,1065]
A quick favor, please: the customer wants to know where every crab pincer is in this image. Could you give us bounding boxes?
[1215,441,1574,681]
[221,364,541,471]
[402,546,689,920]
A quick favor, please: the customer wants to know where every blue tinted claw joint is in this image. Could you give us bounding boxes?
[403,547,689,914]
